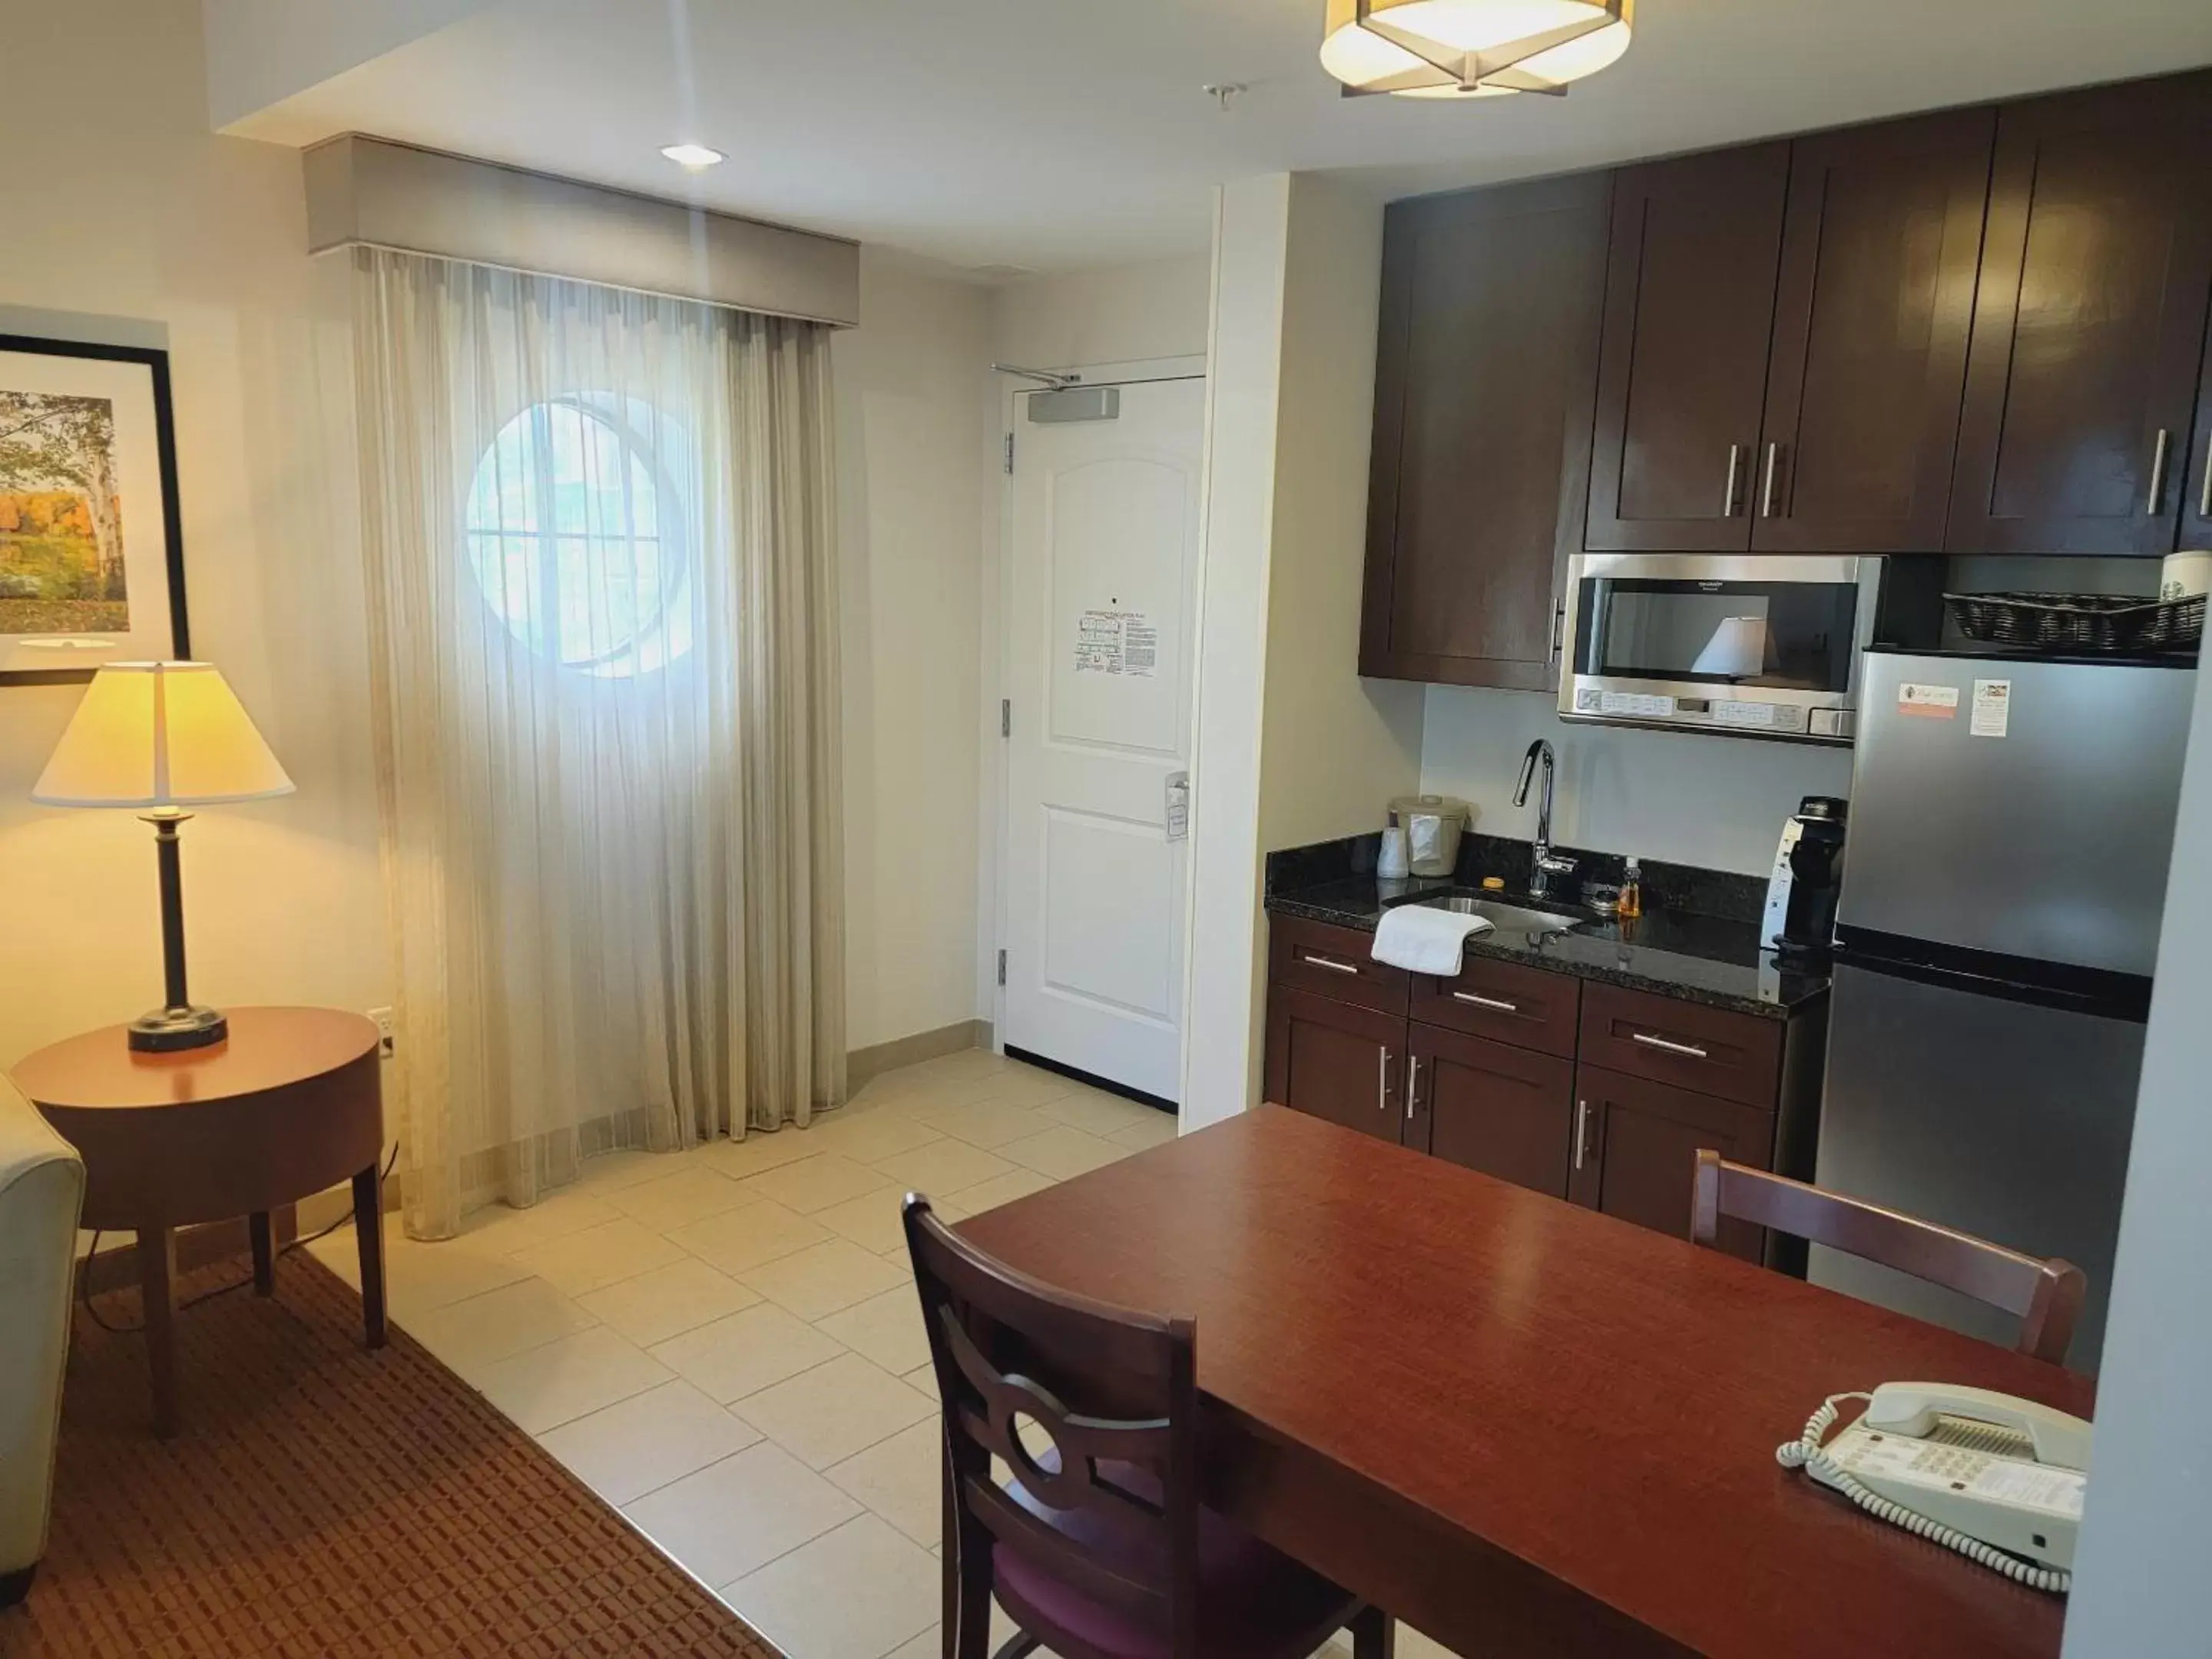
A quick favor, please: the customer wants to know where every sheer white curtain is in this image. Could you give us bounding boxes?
[353,247,845,1240]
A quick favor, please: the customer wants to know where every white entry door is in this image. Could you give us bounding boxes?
[1002,375,1205,1102]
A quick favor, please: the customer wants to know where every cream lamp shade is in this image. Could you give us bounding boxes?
[32,661,294,808]
[1320,0,1633,98]
[1690,617,1773,680]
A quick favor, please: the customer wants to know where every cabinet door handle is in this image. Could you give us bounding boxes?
[1378,1048,1393,1115]
[1722,443,1744,517]
[1300,952,1359,976]
[1630,1030,1710,1060]
[1406,1053,1421,1121]
[1451,989,1520,1014]
[2200,432,2212,520]
[2147,428,2172,515]
[1760,442,1783,518]
[1573,1099,1591,1171]
[1550,600,1566,663]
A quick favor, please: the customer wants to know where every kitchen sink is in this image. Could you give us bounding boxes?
[1409,894,1581,936]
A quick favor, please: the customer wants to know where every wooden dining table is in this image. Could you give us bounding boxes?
[955,1104,2091,1659]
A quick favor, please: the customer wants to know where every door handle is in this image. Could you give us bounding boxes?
[1405,1053,1421,1121]
[1451,989,1519,1014]
[1573,1099,1591,1171]
[1760,442,1784,518]
[1378,1048,1393,1115]
[1630,1030,1710,1060]
[2200,432,2212,520]
[1722,444,1744,517]
[2147,428,2172,515]
[1300,952,1359,975]
[1549,600,1566,663]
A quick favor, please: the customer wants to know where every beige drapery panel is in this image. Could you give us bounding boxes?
[353,247,844,1240]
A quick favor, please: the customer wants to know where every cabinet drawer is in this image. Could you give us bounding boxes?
[1577,982,1784,1108]
[1269,916,1409,1015]
[1412,955,1580,1058]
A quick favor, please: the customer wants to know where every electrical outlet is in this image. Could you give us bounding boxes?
[368,1006,396,1058]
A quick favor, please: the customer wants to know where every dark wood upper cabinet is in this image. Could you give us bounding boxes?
[1263,985,1406,1146]
[1585,143,1791,551]
[1360,174,1610,690]
[1949,73,2212,555]
[1752,110,1996,552]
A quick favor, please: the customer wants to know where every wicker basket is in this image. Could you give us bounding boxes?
[1942,591,2206,655]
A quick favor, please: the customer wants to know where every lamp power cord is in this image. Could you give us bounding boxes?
[1777,1392,2071,1594]
[79,1144,401,1335]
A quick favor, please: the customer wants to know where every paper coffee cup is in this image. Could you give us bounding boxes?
[2163,551,2211,602]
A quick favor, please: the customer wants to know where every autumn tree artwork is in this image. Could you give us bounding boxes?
[0,389,131,634]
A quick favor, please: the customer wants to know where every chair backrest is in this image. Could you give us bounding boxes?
[1689,1150,2085,1364]
[903,1194,1200,1655]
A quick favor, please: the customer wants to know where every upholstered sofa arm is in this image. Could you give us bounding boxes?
[0,1072,84,1594]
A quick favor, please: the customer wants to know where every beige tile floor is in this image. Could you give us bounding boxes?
[309,1050,1450,1659]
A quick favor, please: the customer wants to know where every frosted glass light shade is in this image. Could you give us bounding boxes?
[32,661,295,807]
[1321,0,1632,98]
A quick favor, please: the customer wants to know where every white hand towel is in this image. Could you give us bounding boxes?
[1370,905,1494,976]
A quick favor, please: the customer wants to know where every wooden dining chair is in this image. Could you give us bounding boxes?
[1688,1150,2087,1364]
[902,1194,1392,1659]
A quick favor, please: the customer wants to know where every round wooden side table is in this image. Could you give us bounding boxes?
[12,1006,387,1437]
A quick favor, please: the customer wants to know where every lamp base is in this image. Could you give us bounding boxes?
[128,1005,229,1053]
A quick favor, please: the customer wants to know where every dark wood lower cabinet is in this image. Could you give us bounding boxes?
[1566,1065,1777,1263]
[1263,917,1822,1270]
[1412,1022,1575,1198]
[1263,985,1405,1145]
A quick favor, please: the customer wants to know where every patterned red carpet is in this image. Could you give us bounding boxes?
[5,1252,780,1657]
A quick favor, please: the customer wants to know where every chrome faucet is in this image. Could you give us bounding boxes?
[1513,739,1578,900]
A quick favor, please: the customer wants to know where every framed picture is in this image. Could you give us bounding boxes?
[0,333,188,686]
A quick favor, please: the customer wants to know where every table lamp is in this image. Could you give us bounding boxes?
[31,661,294,1052]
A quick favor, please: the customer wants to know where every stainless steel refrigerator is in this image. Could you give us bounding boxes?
[1813,647,2197,1371]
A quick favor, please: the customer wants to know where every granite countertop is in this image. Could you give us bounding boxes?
[1267,874,1830,1019]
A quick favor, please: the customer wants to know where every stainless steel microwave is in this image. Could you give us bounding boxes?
[1557,554,1882,743]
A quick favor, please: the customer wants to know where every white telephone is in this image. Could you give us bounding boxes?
[1779,1382,2091,1594]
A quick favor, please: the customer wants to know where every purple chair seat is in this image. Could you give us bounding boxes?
[994,1458,1359,1659]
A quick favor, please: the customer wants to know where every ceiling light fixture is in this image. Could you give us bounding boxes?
[1320,0,1632,99]
[660,143,726,168]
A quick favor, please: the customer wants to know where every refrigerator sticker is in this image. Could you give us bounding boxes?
[1073,610,1157,677]
[1972,678,2012,738]
[1896,682,1961,718]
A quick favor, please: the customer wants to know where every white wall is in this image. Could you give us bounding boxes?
[834,249,993,1051]
[1181,174,1425,1130]
[1257,176,1424,855]
[1181,177,1291,1130]
[1422,684,1855,875]
[2061,658,2212,1654]
[0,0,386,1072]
[1,1,997,1076]
[991,256,1213,371]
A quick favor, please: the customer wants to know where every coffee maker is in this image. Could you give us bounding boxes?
[1762,796,1848,963]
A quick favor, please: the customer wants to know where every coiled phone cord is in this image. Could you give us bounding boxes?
[1777,1392,2072,1595]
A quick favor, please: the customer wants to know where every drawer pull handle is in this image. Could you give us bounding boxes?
[1301,952,1359,975]
[1631,1031,1710,1060]
[1451,990,1520,1014]
[1574,1099,1591,1171]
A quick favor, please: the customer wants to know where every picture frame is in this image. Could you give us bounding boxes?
[0,333,189,686]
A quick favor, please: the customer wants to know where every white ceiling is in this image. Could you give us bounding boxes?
[223,0,2212,275]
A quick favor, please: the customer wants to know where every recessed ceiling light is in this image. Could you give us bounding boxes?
[660,143,726,169]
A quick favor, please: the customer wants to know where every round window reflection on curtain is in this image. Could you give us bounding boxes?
[463,393,694,677]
